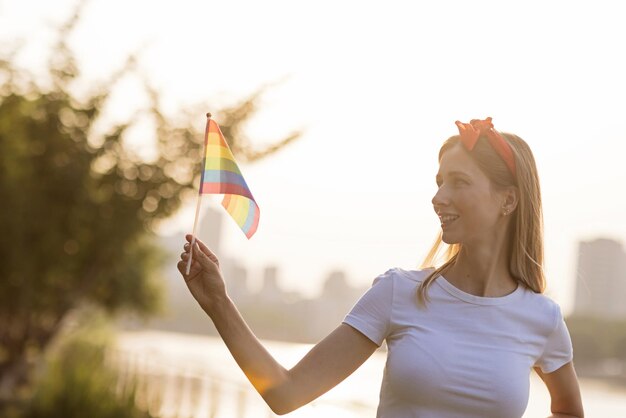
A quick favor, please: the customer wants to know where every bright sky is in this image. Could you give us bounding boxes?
[3,0,625,314]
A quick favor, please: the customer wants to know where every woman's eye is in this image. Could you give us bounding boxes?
[454,179,467,186]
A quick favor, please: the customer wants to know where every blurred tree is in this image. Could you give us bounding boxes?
[0,4,300,407]
[567,316,626,367]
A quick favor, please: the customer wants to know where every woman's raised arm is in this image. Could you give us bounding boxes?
[177,235,378,415]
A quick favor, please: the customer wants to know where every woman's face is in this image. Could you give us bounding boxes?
[432,144,508,246]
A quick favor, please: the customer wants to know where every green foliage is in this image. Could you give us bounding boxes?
[23,310,153,418]
[567,316,626,366]
[0,29,182,402]
[0,4,300,407]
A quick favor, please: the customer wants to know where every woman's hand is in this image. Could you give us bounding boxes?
[177,234,228,315]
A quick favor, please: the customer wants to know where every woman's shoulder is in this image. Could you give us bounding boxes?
[516,285,566,326]
[375,267,435,285]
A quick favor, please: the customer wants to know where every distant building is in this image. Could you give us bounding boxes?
[573,238,626,319]
[147,204,226,334]
[306,270,368,340]
[221,256,250,305]
[198,205,223,254]
[258,266,284,305]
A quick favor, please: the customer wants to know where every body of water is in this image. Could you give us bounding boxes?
[112,330,626,417]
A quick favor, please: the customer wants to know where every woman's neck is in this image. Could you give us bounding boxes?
[444,240,518,298]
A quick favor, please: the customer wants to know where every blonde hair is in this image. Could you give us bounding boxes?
[417,132,545,305]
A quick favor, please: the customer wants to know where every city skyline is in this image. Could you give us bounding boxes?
[155,219,370,343]
[166,206,626,321]
[149,212,626,353]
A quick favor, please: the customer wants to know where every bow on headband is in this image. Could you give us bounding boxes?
[455,117,516,177]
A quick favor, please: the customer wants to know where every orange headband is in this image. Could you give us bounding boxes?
[455,117,516,177]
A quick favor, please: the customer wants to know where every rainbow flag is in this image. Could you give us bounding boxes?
[199,118,259,239]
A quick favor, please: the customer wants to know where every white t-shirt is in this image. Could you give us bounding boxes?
[342,268,573,418]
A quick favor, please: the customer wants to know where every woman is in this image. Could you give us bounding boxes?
[178,117,584,417]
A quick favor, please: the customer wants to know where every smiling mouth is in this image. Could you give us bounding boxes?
[440,215,459,227]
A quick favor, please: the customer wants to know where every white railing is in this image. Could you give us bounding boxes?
[106,347,375,418]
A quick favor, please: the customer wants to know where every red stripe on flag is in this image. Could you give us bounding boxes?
[200,182,255,200]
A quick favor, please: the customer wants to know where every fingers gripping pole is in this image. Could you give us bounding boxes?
[185,194,203,275]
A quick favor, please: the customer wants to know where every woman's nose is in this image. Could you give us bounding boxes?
[431,185,449,208]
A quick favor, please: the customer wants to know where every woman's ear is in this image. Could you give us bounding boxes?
[502,187,519,215]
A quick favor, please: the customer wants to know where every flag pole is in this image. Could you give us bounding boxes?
[186,113,212,275]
